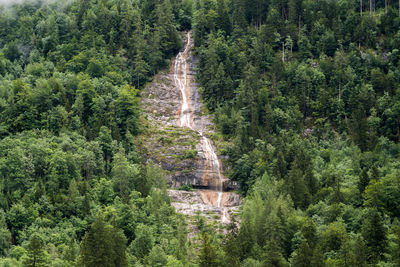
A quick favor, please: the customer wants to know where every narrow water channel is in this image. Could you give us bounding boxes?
[173,32,229,223]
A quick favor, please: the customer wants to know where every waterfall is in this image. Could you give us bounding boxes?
[173,32,227,220]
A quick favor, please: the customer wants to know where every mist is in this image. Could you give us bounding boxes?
[0,0,39,5]
[0,0,71,7]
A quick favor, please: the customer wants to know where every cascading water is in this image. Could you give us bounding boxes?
[174,33,192,129]
[174,32,228,222]
[202,136,223,205]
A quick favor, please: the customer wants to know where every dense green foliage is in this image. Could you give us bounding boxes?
[193,0,400,265]
[1,0,400,266]
[0,0,193,266]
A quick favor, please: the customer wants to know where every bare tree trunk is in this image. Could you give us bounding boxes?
[298,15,301,38]
[282,42,285,63]
[360,0,363,16]
[385,0,388,14]
[370,0,372,14]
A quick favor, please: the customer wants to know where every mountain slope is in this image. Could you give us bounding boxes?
[139,32,240,224]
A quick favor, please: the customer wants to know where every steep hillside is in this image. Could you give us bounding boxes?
[139,32,240,224]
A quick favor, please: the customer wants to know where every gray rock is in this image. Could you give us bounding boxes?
[140,32,240,224]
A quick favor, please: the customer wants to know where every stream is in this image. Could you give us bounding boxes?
[173,32,229,223]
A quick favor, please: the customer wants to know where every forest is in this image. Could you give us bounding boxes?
[0,0,193,266]
[0,0,399,266]
[193,0,400,266]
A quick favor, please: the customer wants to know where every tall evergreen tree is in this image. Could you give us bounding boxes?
[199,233,218,267]
[155,0,180,57]
[216,0,231,34]
[361,208,387,263]
[23,234,49,267]
[79,213,127,267]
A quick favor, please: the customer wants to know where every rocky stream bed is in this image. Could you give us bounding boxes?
[139,32,240,224]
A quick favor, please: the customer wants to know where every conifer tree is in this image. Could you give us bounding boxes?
[155,0,180,57]
[358,168,370,194]
[79,213,127,267]
[216,0,231,34]
[263,241,288,267]
[361,208,387,263]
[23,234,49,267]
[232,0,247,30]
[391,222,400,266]
[129,224,154,260]
[224,219,241,265]
[292,241,313,267]
[199,233,218,267]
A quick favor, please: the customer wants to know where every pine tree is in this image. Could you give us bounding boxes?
[98,126,113,174]
[288,0,303,33]
[263,241,287,267]
[23,234,49,267]
[129,224,154,260]
[224,218,241,266]
[119,0,134,47]
[292,241,313,267]
[199,233,218,267]
[358,168,370,194]
[287,163,310,209]
[349,104,368,151]
[232,0,247,30]
[216,0,231,34]
[298,34,312,60]
[155,0,180,57]
[133,52,149,88]
[79,213,127,267]
[391,222,400,266]
[353,236,368,267]
[174,218,188,263]
[213,63,227,104]
[361,208,387,263]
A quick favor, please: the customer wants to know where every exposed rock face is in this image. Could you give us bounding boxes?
[168,189,240,222]
[139,32,240,224]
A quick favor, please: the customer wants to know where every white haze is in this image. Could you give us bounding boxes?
[0,0,70,6]
[0,0,38,5]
